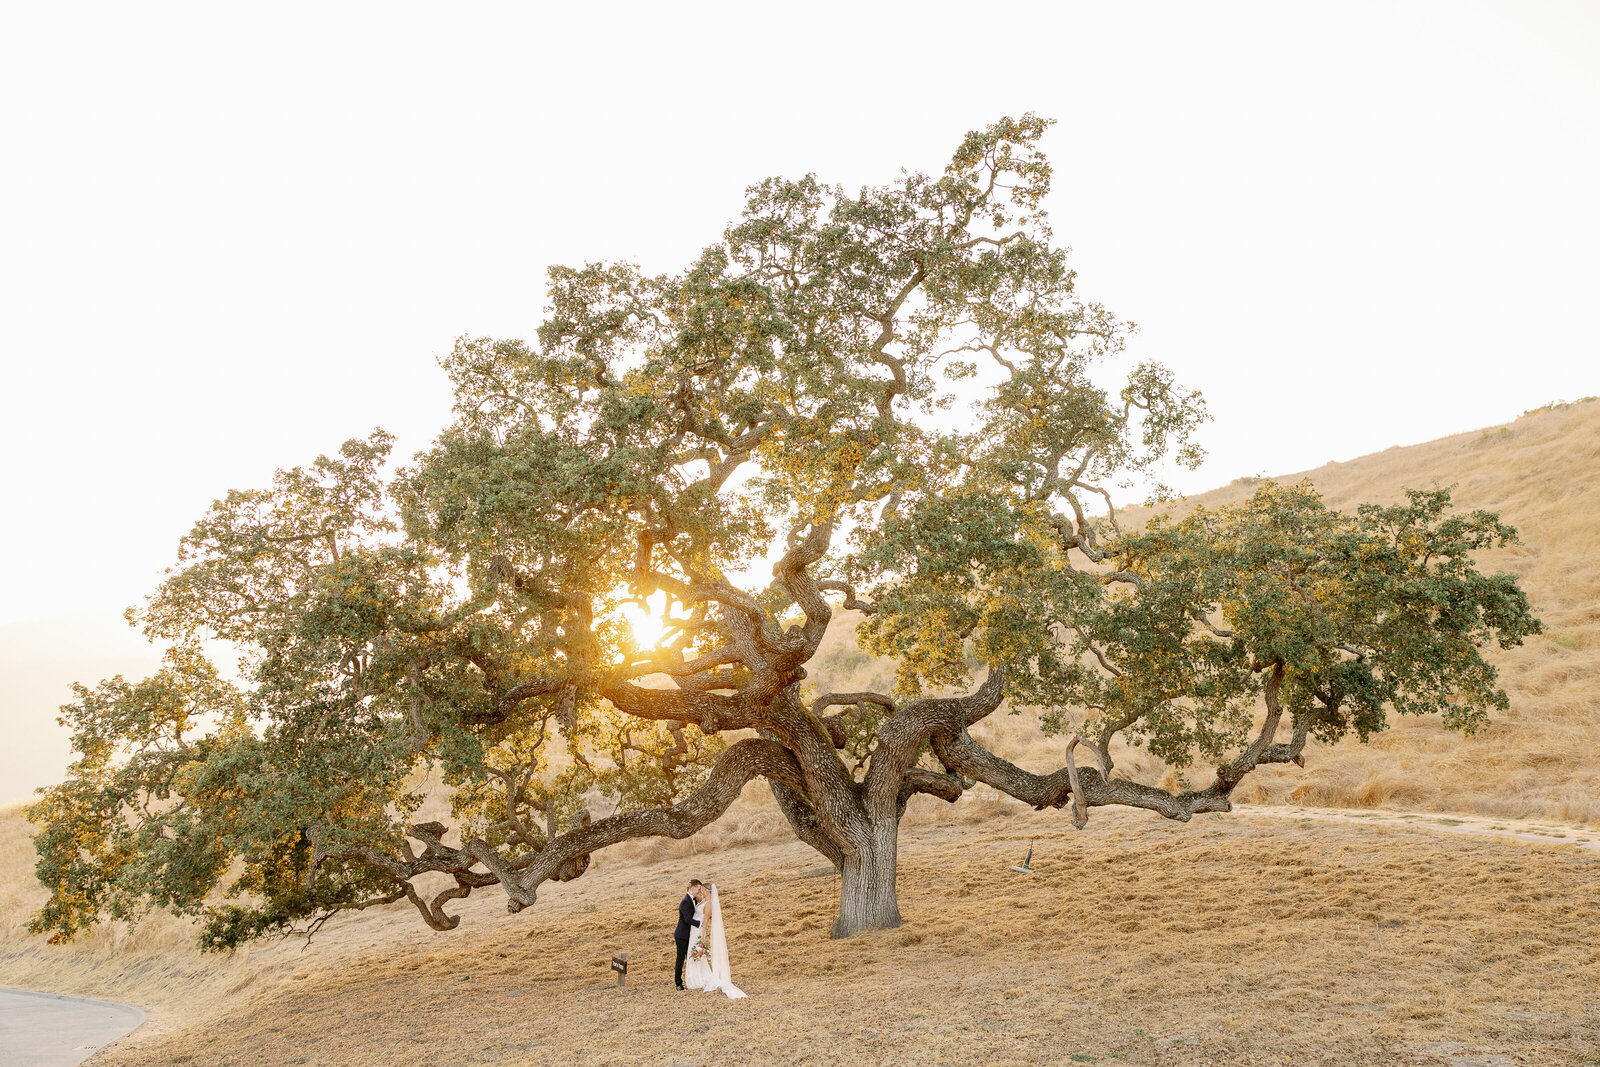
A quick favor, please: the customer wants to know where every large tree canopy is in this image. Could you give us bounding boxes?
[30,117,1540,947]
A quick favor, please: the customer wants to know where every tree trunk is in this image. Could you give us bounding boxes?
[769,779,845,870]
[831,820,901,938]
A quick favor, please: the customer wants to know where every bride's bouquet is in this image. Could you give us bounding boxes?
[688,931,711,962]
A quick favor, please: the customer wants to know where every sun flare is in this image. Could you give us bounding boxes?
[621,590,669,649]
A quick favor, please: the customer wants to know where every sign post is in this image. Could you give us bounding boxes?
[610,950,629,987]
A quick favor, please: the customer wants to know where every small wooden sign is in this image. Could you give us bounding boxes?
[610,951,628,986]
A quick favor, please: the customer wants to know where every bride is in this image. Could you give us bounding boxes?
[681,883,747,998]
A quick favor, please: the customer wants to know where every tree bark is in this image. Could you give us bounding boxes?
[832,818,901,938]
[769,779,846,870]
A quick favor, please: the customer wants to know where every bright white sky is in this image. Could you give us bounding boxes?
[2,0,1597,633]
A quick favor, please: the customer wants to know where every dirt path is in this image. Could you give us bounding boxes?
[0,988,145,1067]
[1240,803,1600,850]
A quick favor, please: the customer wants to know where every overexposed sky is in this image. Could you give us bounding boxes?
[2,1,1597,626]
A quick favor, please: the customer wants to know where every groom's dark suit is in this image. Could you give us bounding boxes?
[672,892,700,989]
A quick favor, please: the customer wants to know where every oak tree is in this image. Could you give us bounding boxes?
[30,117,1540,946]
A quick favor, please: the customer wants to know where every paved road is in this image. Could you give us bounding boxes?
[0,988,145,1067]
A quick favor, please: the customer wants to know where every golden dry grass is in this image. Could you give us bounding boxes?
[46,803,1600,1067]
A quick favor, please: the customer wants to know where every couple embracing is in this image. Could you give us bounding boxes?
[672,878,746,998]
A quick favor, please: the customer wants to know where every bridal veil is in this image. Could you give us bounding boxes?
[707,884,747,999]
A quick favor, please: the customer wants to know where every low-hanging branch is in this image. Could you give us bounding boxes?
[330,737,808,929]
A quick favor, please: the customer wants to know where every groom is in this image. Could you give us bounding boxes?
[672,878,705,990]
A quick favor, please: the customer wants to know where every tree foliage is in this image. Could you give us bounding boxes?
[29,117,1540,947]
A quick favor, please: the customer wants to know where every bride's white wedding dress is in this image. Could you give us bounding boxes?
[681,884,747,998]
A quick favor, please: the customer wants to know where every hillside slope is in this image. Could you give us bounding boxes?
[47,807,1600,1066]
[1138,397,1600,823]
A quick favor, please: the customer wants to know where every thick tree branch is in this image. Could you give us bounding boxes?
[864,669,1006,819]
[817,579,878,614]
[900,767,964,804]
[503,737,809,906]
[769,778,846,870]
[601,680,753,733]
[931,666,1311,827]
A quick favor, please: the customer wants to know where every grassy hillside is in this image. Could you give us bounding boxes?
[7,804,1591,1066]
[1137,397,1600,824]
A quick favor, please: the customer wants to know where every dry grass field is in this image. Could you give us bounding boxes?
[2,401,1598,1065]
[5,802,1596,1066]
